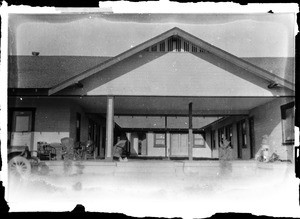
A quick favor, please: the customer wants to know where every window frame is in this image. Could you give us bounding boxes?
[9,108,35,132]
[218,127,225,146]
[281,102,295,145]
[193,132,205,148]
[225,124,233,147]
[154,132,166,148]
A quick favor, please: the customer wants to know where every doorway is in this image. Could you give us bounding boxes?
[237,119,247,159]
[170,133,188,157]
[137,132,147,155]
[76,113,81,142]
[249,117,255,159]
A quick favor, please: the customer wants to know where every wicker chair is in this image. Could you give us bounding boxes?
[37,142,57,160]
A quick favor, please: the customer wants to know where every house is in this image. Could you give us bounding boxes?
[7,27,295,161]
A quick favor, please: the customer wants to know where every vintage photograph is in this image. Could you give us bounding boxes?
[2,5,298,218]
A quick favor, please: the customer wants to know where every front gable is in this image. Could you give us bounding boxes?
[50,27,295,96]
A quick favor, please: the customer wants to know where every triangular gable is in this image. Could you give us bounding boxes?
[48,27,295,95]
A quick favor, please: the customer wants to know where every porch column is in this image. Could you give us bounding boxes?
[126,132,131,155]
[105,96,114,160]
[188,102,193,161]
[99,126,103,157]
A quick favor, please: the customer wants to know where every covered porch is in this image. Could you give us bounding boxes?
[63,95,285,161]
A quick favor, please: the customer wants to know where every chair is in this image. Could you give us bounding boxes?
[37,142,56,160]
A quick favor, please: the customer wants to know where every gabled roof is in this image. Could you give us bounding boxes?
[242,57,295,83]
[8,56,111,88]
[47,27,295,95]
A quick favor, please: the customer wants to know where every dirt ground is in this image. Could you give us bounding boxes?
[4,161,300,219]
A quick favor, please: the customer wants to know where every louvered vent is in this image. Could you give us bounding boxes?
[145,36,209,53]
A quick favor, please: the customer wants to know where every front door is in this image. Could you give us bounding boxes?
[170,133,188,157]
[249,117,255,159]
[137,132,147,155]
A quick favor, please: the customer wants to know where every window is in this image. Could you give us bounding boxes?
[10,109,35,132]
[225,125,233,146]
[211,130,216,149]
[194,133,205,148]
[218,128,225,146]
[154,133,165,147]
[281,102,295,145]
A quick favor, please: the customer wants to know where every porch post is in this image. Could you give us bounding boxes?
[105,96,114,161]
[99,126,103,157]
[188,102,193,161]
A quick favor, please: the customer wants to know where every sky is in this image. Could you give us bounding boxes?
[8,13,296,57]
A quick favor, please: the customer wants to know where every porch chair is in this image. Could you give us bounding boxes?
[37,142,57,160]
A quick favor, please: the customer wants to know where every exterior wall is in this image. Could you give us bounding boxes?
[8,98,71,150]
[249,97,295,161]
[193,141,211,158]
[8,97,92,151]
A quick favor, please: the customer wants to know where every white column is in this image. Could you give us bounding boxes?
[126,132,131,155]
[99,126,103,157]
[105,96,114,160]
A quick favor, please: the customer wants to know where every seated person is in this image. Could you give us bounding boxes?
[113,139,128,161]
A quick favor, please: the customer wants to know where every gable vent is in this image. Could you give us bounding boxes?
[184,41,189,52]
[159,42,165,52]
[144,36,209,54]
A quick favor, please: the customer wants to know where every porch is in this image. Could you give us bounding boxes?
[7,159,297,217]
[8,95,295,162]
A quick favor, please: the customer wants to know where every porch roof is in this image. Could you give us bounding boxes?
[14,96,275,116]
